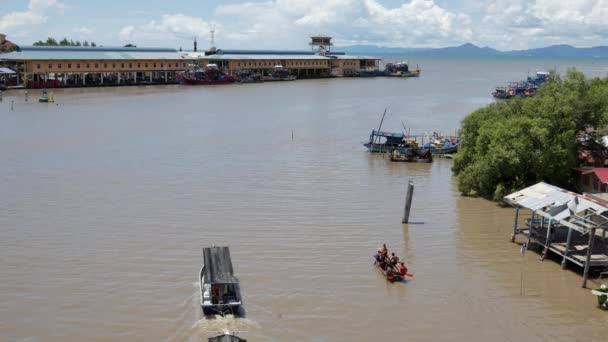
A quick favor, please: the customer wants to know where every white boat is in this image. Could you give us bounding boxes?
[200,246,243,316]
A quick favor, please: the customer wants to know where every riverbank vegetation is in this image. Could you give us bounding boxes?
[453,69,608,202]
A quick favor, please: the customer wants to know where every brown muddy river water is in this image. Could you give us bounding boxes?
[1,58,608,341]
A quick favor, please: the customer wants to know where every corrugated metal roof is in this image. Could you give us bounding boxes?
[201,54,331,60]
[504,182,608,233]
[0,46,184,61]
[197,54,379,61]
[203,247,238,284]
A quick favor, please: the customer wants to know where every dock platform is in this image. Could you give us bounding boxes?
[505,182,608,287]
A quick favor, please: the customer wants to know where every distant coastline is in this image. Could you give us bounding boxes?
[338,43,608,58]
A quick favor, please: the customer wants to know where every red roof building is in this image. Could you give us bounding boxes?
[577,167,608,193]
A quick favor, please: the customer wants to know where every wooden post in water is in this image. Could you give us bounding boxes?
[582,227,597,288]
[561,227,573,269]
[540,219,553,261]
[402,180,414,224]
[11,100,14,111]
[511,207,520,242]
[0,90,3,102]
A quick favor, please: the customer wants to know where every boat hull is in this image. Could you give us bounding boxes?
[390,156,432,163]
[364,143,419,154]
[374,261,405,283]
[182,78,235,85]
[430,145,458,155]
[262,76,296,82]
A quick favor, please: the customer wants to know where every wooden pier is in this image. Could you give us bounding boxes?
[505,182,608,287]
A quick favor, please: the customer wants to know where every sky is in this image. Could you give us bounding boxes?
[1,0,607,51]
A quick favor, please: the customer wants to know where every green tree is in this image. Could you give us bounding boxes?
[91,42,96,47]
[83,40,89,46]
[453,69,608,202]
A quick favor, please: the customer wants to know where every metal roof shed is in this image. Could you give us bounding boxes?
[202,247,239,284]
[505,182,608,287]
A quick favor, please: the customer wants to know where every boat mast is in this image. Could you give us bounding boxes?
[370,108,388,152]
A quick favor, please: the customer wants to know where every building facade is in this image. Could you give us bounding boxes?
[0,46,188,88]
[0,36,381,88]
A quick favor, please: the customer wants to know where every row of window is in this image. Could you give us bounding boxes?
[35,62,187,70]
[235,60,329,67]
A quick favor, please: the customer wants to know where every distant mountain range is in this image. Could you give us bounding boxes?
[338,43,608,57]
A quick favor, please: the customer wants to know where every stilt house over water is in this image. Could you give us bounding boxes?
[505,182,608,287]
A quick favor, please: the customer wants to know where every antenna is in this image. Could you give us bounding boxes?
[210,25,216,50]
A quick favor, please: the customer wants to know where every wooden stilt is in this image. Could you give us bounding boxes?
[541,219,553,261]
[511,207,520,242]
[582,228,597,288]
[562,227,573,269]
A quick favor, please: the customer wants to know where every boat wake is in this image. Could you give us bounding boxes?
[190,314,259,340]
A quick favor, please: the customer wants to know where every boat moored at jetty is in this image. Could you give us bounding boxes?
[200,246,242,316]
[180,64,235,85]
[390,148,433,163]
[262,65,296,81]
[422,134,460,155]
[384,62,421,77]
[492,71,549,99]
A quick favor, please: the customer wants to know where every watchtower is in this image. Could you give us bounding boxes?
[309,35,332,55]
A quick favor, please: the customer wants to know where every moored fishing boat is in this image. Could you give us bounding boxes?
[492,71,549,99]
[422,136,460,155]
[262,65,296,81]
[364,130,417,153]
[384,62,421,77]
[200,246,243,316]
[390,149,433,163]
[180,64,235,85]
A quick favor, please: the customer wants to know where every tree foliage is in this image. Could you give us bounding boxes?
[453,69,608,202]
[33,37,96,46]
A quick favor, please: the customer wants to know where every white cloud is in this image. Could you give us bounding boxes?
[212,0,472,48]
[0,0,64,32]
[118,25,134,42]
[117,15,213,47]
[73,27,93,35]
[481,0,608,49]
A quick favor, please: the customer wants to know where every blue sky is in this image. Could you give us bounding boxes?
[1,0,607,50]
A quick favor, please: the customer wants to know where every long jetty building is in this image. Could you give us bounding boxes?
[0,34,380,88]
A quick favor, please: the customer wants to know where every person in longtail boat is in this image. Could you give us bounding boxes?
[399,262,408,278]
[390,253,400,269]
[374,248,383,264]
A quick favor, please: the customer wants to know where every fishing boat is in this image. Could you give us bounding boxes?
[363,109,429,156]
[364,130,416,153]
[262,65,296,81]
[200,246,243,316]
[384,62,421,78]
[422,136,460,155]
[180,64,235,85]
[235,70,263,83]
[492,71,549,99]
[390,149,433,163]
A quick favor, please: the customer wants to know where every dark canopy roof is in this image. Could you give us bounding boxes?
[203,247,238,284]
[208,334,246,342]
